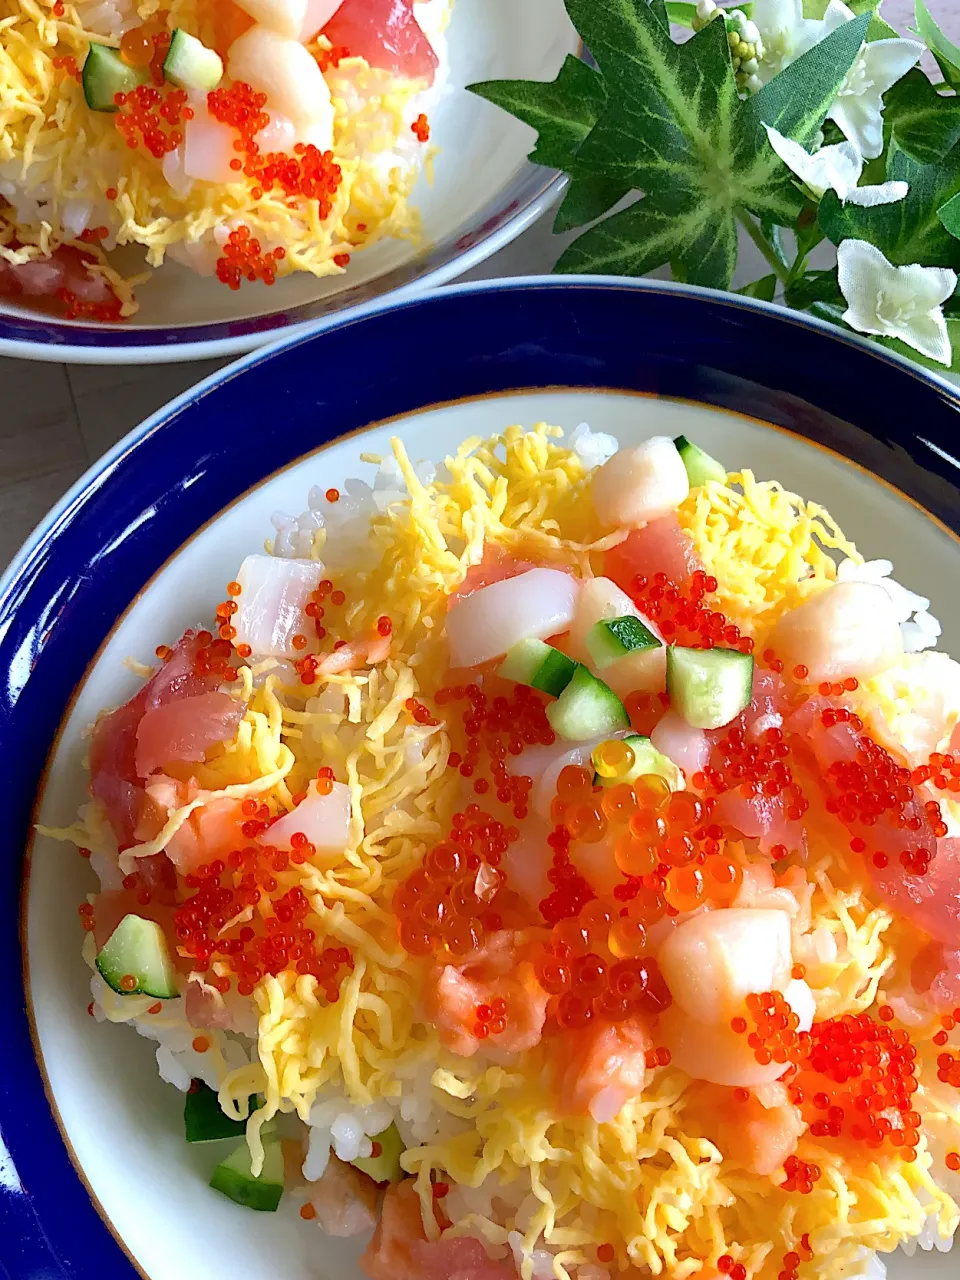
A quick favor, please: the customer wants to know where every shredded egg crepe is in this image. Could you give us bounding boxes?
[49,421,960,1280]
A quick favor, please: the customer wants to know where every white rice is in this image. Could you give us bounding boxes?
[838,557,942,652]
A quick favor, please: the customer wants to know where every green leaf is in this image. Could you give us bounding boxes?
[665,1,753,27]
[553,175,632,232]
[938,187,960,237]
[745,10,872,145]
[846,0,900,40]
[884,69,960,164]
[819,139,960,266]
[552,0,865,288]
[737,273,778,299]
[555,196,737,290]
[468,56,608,172]
[785,268,844,309]
[912,0,960,89]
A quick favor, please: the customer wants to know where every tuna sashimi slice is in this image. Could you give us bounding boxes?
[135,691,244,777]
[604,514,700,594]
[322,0,438,84]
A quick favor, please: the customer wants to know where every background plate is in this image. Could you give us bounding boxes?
[4,278,960,1278]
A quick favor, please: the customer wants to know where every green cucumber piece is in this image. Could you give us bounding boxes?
[185,1082,260,1144]
[674,434,726,487]
[586,616,660,671]
[82,44,149,112]
[666,645,754,730]
[210,1135,284,1212]
[163,28,223,90]
[499,638,577,697]
[95,914,179,999]
[546,664,629,741]
[352,1123,405,1184]
[592,734,683,790]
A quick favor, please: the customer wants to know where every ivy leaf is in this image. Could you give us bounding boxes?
[938,188,960,238]
[666,0,754,27]
[553,175,632,233]
[468,55,609,173]
[884,69,960,165]
[819,139,960,266]
[737,273,778,299]
[744,11,871,146]
[912,0,960,90]
[784,268,844,309]
[805,0,896,38]
[555,1,868,288]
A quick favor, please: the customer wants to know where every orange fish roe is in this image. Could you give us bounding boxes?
[78,846,91,859]
[394,806,521,958]
[789,1012,922,1154]
[316,43,350,72]
[819,715,944,874]
[52,54,81,81]
[938,1049,960,1088]
[631,569,754,655]
[596,1244,615,1264]
[411,112,430,142]
[947,1151,960,1171]
[437,681,550,818]
[325,488,340,503]
[532,893,672,1031]
[207,82,344,211]
[114,84,188,158]
[215,225,285,291]
[192,631,241,683]
[734,990,801,1066]
[913,749,960,794]
[716,1257,747,1280]
[697,721,809,821]
[781,1155,821,1195]
[174,853,353,999]
[404,697,438,727]
[300,1201,317,1220]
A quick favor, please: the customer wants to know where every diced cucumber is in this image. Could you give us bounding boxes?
[592,734,683,791]
[163,28,223,91]
[546,664,629,741]
[95,914,179,999]
[210,1135,284,1212]
[82,44,149,112]
[673,434,726,487]
[185,1082,259,1144]
[666,645,754,730]
[499,638,577,697]
[352,1123,405,1184]
[586,616,660,671]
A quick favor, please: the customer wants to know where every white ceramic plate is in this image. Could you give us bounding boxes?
[27,388,959,1279]
[0,0,576,363]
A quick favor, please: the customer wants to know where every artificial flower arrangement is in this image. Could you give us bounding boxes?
[470,0,960,372]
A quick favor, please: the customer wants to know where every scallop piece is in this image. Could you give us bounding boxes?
[234,554,324,657]
[567,576,666,696]
[659,1006,789,1088]
[263,780,351,853]
[445,568,578,668]
[234,0,308,39]
[657,908,793,1026]
[591,436,690,530]
[228,25,335,136]
[769,581,903,683]
[183,112,239,184]
[650,710,709,777]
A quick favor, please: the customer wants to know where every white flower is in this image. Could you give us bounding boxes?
[752,0,922,159]
[837,239,956,365]
[763,124,908,204]
[751,0,822,81]
[820,1,923,158]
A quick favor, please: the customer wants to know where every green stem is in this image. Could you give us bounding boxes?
[737,214,789,284]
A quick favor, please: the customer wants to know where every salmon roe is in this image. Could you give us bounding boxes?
[411,112,430,142]
[733,990,801,1066]
[630,569,754,655]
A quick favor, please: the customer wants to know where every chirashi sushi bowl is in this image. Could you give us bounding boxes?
[25,368,960,1280]
[0,0,575,349]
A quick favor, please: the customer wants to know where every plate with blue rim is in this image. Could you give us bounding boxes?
[2,276,959,1280]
